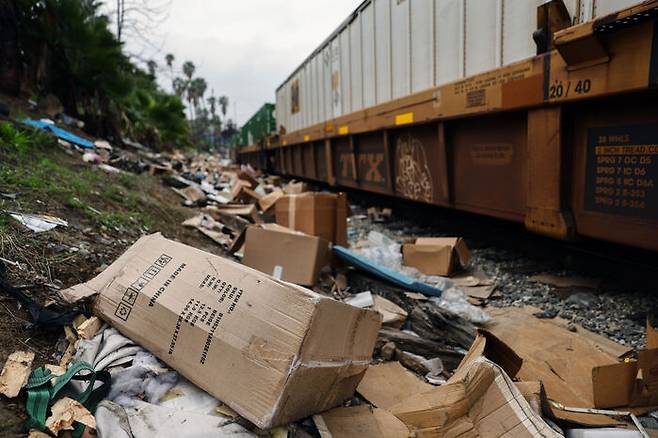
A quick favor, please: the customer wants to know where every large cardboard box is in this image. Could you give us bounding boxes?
[402,237,471,276]
[61,234,381,428]
[243,224,330,286]
[275,192,347,246]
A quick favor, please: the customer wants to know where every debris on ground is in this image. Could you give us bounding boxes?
[0,123,655,437]
[7,212,68,233]
[0,351,35,398]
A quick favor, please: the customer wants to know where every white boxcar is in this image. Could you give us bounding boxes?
[275,0,641,135]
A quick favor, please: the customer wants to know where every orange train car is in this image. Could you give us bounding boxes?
[238,0,658,252]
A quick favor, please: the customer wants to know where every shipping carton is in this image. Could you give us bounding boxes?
[275,192,347,246]
[243,224,330,286]
[61,234,381,429]
[402,237,471,276]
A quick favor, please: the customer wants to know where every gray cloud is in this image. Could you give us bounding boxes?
[122,0,357,125]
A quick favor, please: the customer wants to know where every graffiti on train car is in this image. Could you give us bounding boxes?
[394,134,434,202]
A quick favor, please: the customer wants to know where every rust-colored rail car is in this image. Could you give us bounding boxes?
[239,1,658,252]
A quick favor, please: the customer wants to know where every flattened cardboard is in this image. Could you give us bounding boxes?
[402,237,470,277]
[61,234,382,429]
[313,405,410,438]
[275,192,347,245]
[357,362,434,409]
[487,307,624,426]
[243,224,330,286]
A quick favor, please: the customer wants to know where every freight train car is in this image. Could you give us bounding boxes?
[238,0,658,252]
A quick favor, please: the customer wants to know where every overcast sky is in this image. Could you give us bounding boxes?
[120,0,358,125]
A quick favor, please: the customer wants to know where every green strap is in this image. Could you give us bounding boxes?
[23,361,111,436]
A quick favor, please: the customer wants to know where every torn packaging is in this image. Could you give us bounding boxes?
[60,234,382,429]
[402,238,471,277]
[387,333,561,438]
[275,192,348,246]
[242,224,330,286]
[591,319,658,409]
[314,405,410,438]
[487,307,628,426]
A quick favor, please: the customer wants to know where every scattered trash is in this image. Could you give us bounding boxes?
[45,397,96,435]
[22,118,94,149]
[0,350,35,398]
[242,223,330,286]
[7,211,68,232]
[357,362,434,409]
[333,245,444,297]
[402,237,471,276]
[61,233,382,428]
[313,405,410,438]
[275,192,348,245]
[0,191,19,200]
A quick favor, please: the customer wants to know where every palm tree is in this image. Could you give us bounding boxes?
[146,60,157,78]
[182,61,195,81]
[172,77,186,98]
[218,96,229,119]
[191,77,207,110]
[207,95,217,118]
[165,53,174,69]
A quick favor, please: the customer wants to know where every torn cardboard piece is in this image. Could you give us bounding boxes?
[183,213,232,247]
[242,224,330,286]
[313,405,410,438]
[402,237,470,277]
[46,397,96,435]
[591,319,658,409]
[372,296,407,329]
[258,190,284,213]
[275,192,347,246]
[206,204,261,224]
[0,350,35,397]
[487,306,627,426]
[357,362,434,410]
[76,316,104,340]
[61,233,382,429]
[172,186,206,204]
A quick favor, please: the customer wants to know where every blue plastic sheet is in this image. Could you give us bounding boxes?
[333,245,443,297]
[22,119,94,149]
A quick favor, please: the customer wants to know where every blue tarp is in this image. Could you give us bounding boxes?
[333,245,443,298]
[22,119,94,149]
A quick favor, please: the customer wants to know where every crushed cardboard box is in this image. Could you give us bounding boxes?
[402,237,471,277]
[242,223,330,286]
[275,192,347,246]
[61,233,382,429]
[487,306,633,426]
[388,352,560,437]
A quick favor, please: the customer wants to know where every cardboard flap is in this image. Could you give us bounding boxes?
[453,238,471,267]
[592,362,637,408]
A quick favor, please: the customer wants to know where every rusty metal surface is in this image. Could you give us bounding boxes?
[450,112,528,221]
